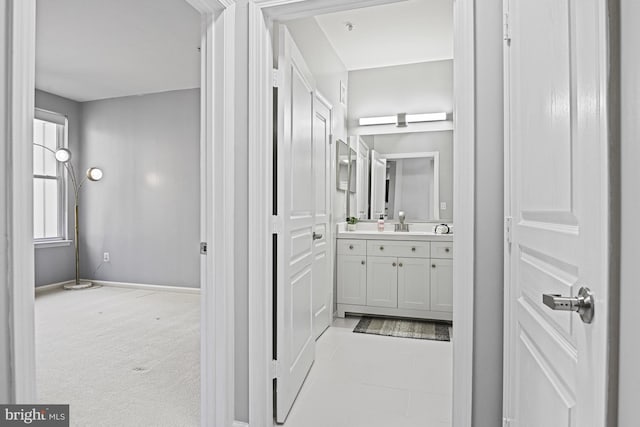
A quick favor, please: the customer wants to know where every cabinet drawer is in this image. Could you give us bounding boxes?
[366,240,430,258]
[337,239,367,256]
[431,242,453,259]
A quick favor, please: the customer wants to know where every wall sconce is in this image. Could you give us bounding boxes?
[358,112,447,127]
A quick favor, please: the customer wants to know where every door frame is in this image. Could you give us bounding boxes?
[247,1,476,426]
[3,1,237,426]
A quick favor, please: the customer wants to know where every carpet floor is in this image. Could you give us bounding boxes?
[35,286,200,427]
[353,316,452,341]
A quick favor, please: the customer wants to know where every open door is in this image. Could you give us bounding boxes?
[274,25,317,423]
[312,94,332,340]
[370,150,387,218]
[503,0,612,425]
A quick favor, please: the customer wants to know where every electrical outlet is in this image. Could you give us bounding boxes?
[103,252,110,262]
[440,202,447,210]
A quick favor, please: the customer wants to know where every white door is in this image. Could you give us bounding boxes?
[366,256,398,308]
[397,257,430,311]
[275,25,316,423]
[429,259,452,313]
[312,94,332,339]
[337,255,367,306]
[370,150,387,218]
[356,138,369,219]
[504,0,611,425]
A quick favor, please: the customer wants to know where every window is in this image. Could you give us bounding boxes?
[33,109,68,243]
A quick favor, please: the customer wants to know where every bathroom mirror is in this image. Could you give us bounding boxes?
[347,131,453,222]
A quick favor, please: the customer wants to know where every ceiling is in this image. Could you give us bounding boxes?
[36,0,201,102]
[314,0,453,71]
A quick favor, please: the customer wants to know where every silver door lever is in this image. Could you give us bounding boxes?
[542,287,594,324]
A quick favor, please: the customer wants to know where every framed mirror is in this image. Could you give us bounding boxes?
[346,131,453,222]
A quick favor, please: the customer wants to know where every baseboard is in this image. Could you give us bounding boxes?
[233,422,249,427]
[35,280,74,294]
[91,280,200,294]
[36,279,200,294]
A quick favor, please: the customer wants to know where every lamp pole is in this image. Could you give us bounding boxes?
[33,144,103,289]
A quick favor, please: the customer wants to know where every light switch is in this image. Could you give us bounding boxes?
[440,202,447,210]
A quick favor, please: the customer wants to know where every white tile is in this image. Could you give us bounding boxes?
[283,323,452,427]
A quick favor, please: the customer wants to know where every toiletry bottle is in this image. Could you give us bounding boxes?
[377,214,385,232]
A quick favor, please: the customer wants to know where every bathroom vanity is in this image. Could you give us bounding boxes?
[336,228,453,321]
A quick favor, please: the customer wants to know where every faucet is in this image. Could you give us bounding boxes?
[394,211,410,232]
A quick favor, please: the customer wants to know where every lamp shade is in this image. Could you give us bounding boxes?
[86,167,103,181]
[55,148,72,163]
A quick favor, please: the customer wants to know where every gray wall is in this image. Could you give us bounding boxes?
[0,0,11,403]
[472,0,504,425]
[34,90,81,287]
[347,60,453,134]
[367,131,453,220]
[234,0,250,421]
[79,89,200,288]
[619,0,638,424]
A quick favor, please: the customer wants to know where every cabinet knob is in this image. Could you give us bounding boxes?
[392,262,397,267]
[349,244,354,250]
[399,262,403,267]
[412,247,416,252]
[380,246,384,251]
[445,248,450,253]
[432,264,436,268]
[361,260,365,265]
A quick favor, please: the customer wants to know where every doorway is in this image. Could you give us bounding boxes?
[4,0,236,425]
[246,0,476,425]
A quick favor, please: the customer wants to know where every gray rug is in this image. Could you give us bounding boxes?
[353,316,452,341]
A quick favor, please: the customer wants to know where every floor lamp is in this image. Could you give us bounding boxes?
[34,144,103,290]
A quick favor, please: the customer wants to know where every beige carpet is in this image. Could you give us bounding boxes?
[35,286,200,427]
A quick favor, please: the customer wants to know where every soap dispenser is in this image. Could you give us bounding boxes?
[377,214,385,232]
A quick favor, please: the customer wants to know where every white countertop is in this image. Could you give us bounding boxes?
[337,230,453,241]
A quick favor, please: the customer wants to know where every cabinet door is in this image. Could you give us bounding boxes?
[397,257,430,310]
[337,255,367,305]
[366,256,398,308]
[430,259,453,312]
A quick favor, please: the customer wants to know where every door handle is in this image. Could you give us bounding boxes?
[542,287,594,324]
[312,232,323,240]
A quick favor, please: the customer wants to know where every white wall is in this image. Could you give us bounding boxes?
[348,60,453,135]
[79,89,200,288]
[619,0,637,423]
[34,90,81,287]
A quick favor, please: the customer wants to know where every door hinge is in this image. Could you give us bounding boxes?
[504,216,513,245]
[200,242,208,255]
[271,215,281,234]
[271,360,279,379]
[503,12,511,43]
[272,69,281,88]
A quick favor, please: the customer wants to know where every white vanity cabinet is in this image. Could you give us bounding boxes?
[337,235,453,321]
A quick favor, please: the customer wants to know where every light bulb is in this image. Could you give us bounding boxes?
[55,148,72,163]
[87,167,103,181]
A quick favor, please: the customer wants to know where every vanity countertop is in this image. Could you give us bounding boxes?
[337,230,453,241]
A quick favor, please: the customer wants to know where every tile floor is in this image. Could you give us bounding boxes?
[282,317,453,427]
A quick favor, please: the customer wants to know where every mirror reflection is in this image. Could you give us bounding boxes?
[348,131,453,222]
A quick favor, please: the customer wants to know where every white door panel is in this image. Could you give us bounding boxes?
[366,256,398,308]
[370,150,387,218]
[275,25,316,424]
[312,94,332,339]
[504,0,610,425]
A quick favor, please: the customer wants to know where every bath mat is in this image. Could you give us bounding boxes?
[353,316,451,341]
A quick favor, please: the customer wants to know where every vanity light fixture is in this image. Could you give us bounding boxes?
[358,112,447,127]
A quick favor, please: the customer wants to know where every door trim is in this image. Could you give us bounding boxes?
[247,1,476,426]
[4,1,237,425]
